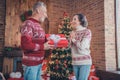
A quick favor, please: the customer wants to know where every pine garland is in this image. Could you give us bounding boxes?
[20,10,32,22]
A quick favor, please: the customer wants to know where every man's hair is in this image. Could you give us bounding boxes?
[33,1,46,11]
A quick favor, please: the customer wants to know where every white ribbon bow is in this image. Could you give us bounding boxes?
[48,34,61,48]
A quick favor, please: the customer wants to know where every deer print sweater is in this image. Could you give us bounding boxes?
[70,26,92,65]
[21,18,45,66]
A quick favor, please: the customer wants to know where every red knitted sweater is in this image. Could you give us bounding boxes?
[21,18,45,66]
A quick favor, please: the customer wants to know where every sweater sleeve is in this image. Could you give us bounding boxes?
[71,30,91,52]
[21,21,41,51]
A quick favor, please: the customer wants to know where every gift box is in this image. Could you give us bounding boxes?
[89,65,96,76]
[46,34,68,48]
[41,74,50,80]
[89,72,96,76]
[88,76,99,80]
[42,60,48,74]
[8,78,24,80]
[68,75,76,80]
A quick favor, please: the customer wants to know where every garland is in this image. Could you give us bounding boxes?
[20,10,32,22]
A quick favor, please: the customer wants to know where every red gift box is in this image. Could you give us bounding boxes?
[42,60,47,71]
[88,76,99,80]
[89,65,96,76]
[8,78,24,80]
[68,75,76,80]
[46,34,68,48]
[41,74,50,80]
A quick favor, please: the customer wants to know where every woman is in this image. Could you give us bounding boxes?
[70,13,92,80]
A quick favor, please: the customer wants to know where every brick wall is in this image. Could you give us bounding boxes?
[0,0,5,71]
[48,0,72,34]
[0,0,5,55]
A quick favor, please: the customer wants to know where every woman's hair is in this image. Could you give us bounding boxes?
[75,13,88,27]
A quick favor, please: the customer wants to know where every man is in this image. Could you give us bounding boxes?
[21,1,53,80]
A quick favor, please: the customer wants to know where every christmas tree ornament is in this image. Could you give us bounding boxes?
[10,72,16,78]
[15,72,22,78]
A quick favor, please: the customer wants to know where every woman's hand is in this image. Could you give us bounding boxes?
[70,31,75,39]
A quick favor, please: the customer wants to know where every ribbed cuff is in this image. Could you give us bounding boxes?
[72,39,76,43]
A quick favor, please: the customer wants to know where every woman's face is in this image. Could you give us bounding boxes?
[71,15,80,30]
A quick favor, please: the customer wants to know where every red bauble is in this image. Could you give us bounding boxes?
[63,12,68,17]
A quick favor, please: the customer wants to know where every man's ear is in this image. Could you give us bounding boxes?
[36,8,40,13]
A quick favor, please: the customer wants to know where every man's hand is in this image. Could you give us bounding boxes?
[44,41,54,50]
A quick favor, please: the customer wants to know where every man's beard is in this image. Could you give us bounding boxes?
[39,17,45,22]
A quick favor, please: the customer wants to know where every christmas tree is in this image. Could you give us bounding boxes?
[58,12,73,39]
[47,12,73,80]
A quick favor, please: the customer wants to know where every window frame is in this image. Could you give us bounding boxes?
[115,0,120,70]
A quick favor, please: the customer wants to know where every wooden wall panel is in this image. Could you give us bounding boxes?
[5,0,71,47]
[5,0,48,47]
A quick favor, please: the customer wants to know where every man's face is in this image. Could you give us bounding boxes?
[39,6,47,22]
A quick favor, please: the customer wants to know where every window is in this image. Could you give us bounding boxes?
[115,0,120,70]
